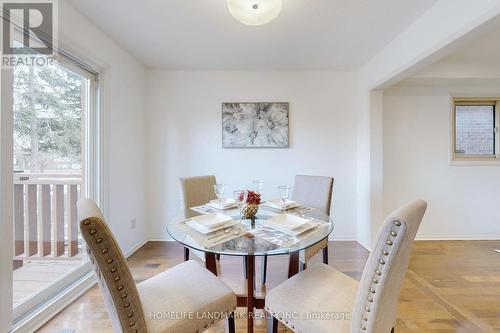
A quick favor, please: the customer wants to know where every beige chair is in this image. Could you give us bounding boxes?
[261,175,334,284]
[78,198,237,333]
[265,200,427,333]
[179,175,217,261]
[293,175,334,268]
[179,175,248,276]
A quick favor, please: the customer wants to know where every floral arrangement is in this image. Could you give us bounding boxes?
[241,190,261,205]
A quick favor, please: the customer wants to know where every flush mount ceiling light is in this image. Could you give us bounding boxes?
[228,0,282,26]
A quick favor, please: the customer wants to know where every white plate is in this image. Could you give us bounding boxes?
[265,214,310,230]
[259,216,319,236]
[191,213,232,228]
[186,219,239,234]
[207,198,238,209]
[263,199,301,210]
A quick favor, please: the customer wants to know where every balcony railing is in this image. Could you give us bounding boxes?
[13,172,83,270]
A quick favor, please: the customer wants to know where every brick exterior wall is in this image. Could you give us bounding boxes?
[455,105,494,155]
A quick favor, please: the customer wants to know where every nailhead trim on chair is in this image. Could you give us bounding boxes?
[81,218,145,333]
[360,219,403,332]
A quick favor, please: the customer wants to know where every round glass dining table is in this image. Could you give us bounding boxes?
[167,205,333,333]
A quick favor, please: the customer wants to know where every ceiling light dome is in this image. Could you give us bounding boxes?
[228,0,281,26]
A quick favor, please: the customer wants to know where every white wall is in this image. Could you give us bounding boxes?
[356,0,500,248]
[383,84,500,239]
[145,71,358,240]
[59,2,147,252]
[58,0,500,252]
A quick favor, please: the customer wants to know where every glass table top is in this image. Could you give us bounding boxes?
[166,205,334,256]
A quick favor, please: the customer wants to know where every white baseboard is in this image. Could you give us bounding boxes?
[124,238,149,257]
[416,235,500,241]
[330,237,357,241]
[145,235,499,249]
[147,236,173,242]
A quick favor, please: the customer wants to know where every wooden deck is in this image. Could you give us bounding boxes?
[13,259,83,306]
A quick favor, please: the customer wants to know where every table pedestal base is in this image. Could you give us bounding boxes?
[205,252,300,333]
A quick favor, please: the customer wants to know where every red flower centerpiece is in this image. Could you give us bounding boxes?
[245,191,261,205]
[241,190,261,222]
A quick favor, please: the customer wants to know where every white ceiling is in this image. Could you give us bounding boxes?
[68,0,439,70]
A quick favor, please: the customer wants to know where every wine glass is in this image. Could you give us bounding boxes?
[253,180,264,194]
[214,183,225,208]
[278,185,291,211]
[233,190,248,222]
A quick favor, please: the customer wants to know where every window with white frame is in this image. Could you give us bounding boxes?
[452,99,499,161]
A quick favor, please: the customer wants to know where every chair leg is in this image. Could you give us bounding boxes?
[322,245,329,264]
[243,256,248,279]
[225,312,235,333]
[261,255,268,284]
[300,260,307,271]
[184,247,189,261]
[267,314,278,333]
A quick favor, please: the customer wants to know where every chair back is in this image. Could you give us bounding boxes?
[292,175,334,215]
[351,200,427,333]
[179,175,217,218]
[78,198,147,333]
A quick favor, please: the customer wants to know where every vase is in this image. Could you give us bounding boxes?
[241,203,259,221]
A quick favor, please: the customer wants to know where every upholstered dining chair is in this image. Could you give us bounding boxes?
[78,198,237,333]
[179,175,217,261]
[265,199,427,333]
[261,175,334,284]
[293,175,334,267]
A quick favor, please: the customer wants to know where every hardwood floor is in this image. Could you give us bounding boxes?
[37,240,500,333]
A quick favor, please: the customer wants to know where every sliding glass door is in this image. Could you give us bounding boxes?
[0,6,102,329]
[11,57,100,321]
[0,44,102,330]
